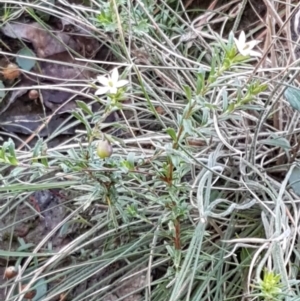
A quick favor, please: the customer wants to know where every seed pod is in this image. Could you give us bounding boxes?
[4,266,17,279]
[2,63,20,80]
[21,285,36,300]
[96,139,113,159]
[28,90,39,100]
[155,106,165,115]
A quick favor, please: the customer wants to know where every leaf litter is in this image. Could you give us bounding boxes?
[0,11,141,301]
[0,19,100,299]
[0,19,99,135]
[1,22,80,58]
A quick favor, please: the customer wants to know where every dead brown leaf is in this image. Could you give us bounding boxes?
[2,22,79,58]
[33,51,93,82]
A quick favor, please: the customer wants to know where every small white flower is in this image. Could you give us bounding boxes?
[234,31,261,57]
[95,68,129,95]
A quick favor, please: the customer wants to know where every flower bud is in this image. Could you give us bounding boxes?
[4,266,17,279]
[21,285,36,300]
[28,90,39,100]
[96,139,112,159]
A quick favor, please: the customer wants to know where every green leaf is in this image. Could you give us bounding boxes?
[0,81,5,98]
[133,19,150,36]
[0,181,78,192]
[35,0,55,21]
[0,139,18,165]
[222,88,228,111]
[289,166,300,196]
[16,48,36,71]
[11,167,26,177]
[183,85,192,101]
[76,100,94,116]
[8,138,16,157]
[17,242,35,251]
[32,138,43,158]
[260,136,290,149]
[166,128,177,141]
[251,82,268,94]
[182,119,194,135]
[126,152,135,169]
[284,86,300,112]
[208,52,216,83]
[41,156,48,167]
[196,71,204,95]
[8,156,18,166]
[169,153,181,167]
[72,111,92,135]
[33,278,47,301]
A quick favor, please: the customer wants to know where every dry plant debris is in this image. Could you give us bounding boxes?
[0,20,97,117]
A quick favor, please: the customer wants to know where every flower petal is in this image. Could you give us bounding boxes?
[116,80,129,88]
[239,49,250,56]
[111,68,119,83]
[95,87,109,95]
[239,31,246,45]
[234,38,245,55]
[97,75,109,86]
[246,40,260,50]
[249,50,262,57]
[234,37,239,47]
[109,86,118,94]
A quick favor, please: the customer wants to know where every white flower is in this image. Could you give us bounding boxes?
[234,31,261,57]
[95,68,129,95]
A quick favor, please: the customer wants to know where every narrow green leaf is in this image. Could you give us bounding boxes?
[33,278,48,301]
[289,166,300,195]
[222,88,228,111]
[72,111,92,134]
[41,157,48,167]
[126,152,135,169]
[183,85,192,101]
[196,72,204,95]
[32,138,43,163]
[35,0,55,21]
[284,86,300,112]
[0,81,5,98]
[260,136,290,149]
[76,100,94,116]
[8,156,18,166]
[0,250,56,257]
[166,128,177,141]
[182,119,194,135]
